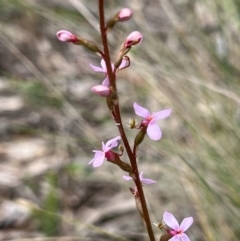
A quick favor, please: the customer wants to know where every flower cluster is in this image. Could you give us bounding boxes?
[56,5,193,241]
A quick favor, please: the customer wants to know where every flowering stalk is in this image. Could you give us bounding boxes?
[57,1,193,240]
[98,1,156,240]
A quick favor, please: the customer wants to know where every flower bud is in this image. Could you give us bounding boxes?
[134,127,146,146]
[118,8,133,22]
[124,31,143,48]
[91,85,110,97]
[56,30,77,43]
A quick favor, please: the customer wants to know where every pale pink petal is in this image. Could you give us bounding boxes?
[147,122,162,140]
[139,171,144,180]
[180,233,191,241]
[89,63,105,72]
[180,217,193,232]
[91,85,110,97]
[118,59,127,70]
[133,102,150,118]
[118,8,133,22]
[123,175,133,181]
[141,178,156,184]
[102,77,110,86]
[100,59,107,71]
[104,136,121,152]
[153,109,171,120]
[89,151,105,167]
[56,30,76,42]
[125,31,143,47]
[169,236,180,241]
[111,63,115,71]
[163,212,180,230]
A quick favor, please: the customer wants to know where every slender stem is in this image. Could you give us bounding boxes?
[98,0,116,90]
[98,1,156,241]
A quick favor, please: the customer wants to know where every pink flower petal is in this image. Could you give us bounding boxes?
[104,136,121,152]
[163,212,180,230]
[153,109,171,120]
[100,59,107,71]
[91,85,110,97]
[141,178,156,184]
[118,8,133,22]
[179,233,191,241]
[125,31,143,47]
[118,59,129,70]
[89,63,105,72]
[180,217,193,232]
[147,122,162,140]
[169,236,180,241]
[89,151,105,167]
[123,175,133,181]
[133,102,150,118]
[56,30,76,42]
[102,77,110,86]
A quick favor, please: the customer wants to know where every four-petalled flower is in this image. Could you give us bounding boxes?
[163,211,193,241]
[123,171,156,184]
[89,136,121,168]
[133,102,171,141]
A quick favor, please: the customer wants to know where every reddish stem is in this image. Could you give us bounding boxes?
[98,1,156,241]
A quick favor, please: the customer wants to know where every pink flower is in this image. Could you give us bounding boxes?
[91,85,110,97]
[133,102,171,141]
[124,31,143,48]
[56,30,77,42]
[118,8,133,22]
[89,136,121,167]
[163,211,193,241]
[123,171,156,184]
[90,59,114,86]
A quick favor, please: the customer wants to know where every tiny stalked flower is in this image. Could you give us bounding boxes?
[118,8,133,22]
[90,59,114,86]
[124,31,143,48]
[56,30,77,43]
[163,211,193,241]
[91,85,110,97]
[133,102,171,141]
[89,136,121,167]
[123,171,156,184]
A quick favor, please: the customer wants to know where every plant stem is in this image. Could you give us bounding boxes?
[98,0,116,90]
[98,1,156,241]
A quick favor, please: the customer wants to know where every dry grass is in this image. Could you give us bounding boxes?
[0,0,239,240]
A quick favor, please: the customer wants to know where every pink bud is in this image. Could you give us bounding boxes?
[56,30,77,43]
[124,31,143,48]
[91,85,110,97]
[118,8,133,22]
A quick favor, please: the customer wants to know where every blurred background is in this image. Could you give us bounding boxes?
[0,0,240,240]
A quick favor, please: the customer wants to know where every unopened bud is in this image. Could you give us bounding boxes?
[118,8,133,22]
[56,30,77,43]
[134,128,146,146]
[91,85,110,97]
[106,151,132,172]
[124,31,143,48]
